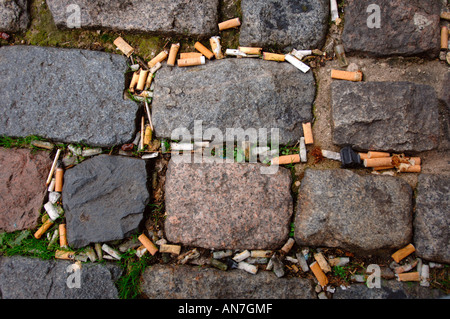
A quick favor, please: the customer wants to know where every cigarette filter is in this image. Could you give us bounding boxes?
[210,36,224,59]
[441,26,449,50]
[310,261,329,287]
[167,43,180,66]
[302,122,314,144]
[148,50,168,68]
[280,238,295,254]
[398,164,421,173]
[314,252,331,273]
[46,149,61,186]
[237,261,258,274]
[194,42,214,60]
[218,17,241,31]
[129,71,140,92]
[331,69,363,81]
[391,243,415,263]
[363,157,393,168]
[59,224,67,248]
[143,125,152,145]
[113,37,134,57]
[44,202,60,221]
[179,52,203,59]
[177,56,206,67]
[55,250,75,260]
[34,218,54,239]
[397,272,420,282]
[262,52,285,62]
[441,12,450,20]
[238,47,262,55]
[271,154,300,165]
[160,244,181,255]
[285,54,311,73]
[367,151,390,158]
[138,233,158,255]
[136,70,149,91]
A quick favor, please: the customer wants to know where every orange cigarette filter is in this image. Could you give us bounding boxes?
[34,218,54,239]
[372,166,395,171]
[331,69,363,82]
[441,26,449,50]
[138,234,158,256]
[397,272,420,282]
[177,56,206,67]
[54,168,64,192]
[148,50,168,68]
[167,43,180,66]
[136,69,149,91]
[238,47,262,55]
[113,37,134,57]
[358,153,369,160]
[59,224,67,247]
[180,52,203,59]
[407,157,421,165]
[391,243,415,263]
[262,52,285,62]
[218,17,241,31]
[367,151,390,158]
[55,250,75,260]
[272,154,300,165]
[363,157,393,168]
[129,71,140,92]
[310,261,329,287]
[302,122,314,144]
[194,42,214,60]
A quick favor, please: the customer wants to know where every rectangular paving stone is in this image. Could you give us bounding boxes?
[294,169,413,255]
[331,81,440,153]
[164,159,293,250]
[239,0,329,52]
[141,264,316,299]
[0,0,29,32]
[46,0,219,37]
[413,174,450,264]
[152,58,315,145]
[342,0,441,58]
[0,45,138,147]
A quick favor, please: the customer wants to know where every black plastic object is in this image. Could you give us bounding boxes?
[340,146,362,168]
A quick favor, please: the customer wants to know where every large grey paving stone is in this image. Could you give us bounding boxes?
[0,45,138,147]
[331,81,440,153]
[342,0,441,58]
[0,148,52,232]
[0,256,122,299]
[0,0,29,32]
[46,0,219,37]
[294,169,413,255]
[141,264,316,299]
[413,174,450,264]
[239,0,329,52]
[152,58,315,145]
[164,159,293,250]
[62,155,150,249]
[333,281,447,299]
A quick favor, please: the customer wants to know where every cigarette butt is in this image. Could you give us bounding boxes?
[160,244,181,255]
[143,125,152,145]
[441,12,450,20]
[310,261,329,287]
[358,153,369,160]
[397,272,420,282]
[218,17,241,31]
[271,154,300,165]
[148,50,168,68]
[145,72,153,90]
[367,151,390,158]
[372,166,395,171]
[398,164,421,173]
[59,224,67,248]
[210,36,224,60]
[331,69,363,81]
[136,69,149,91]
[441,26,449,50]
[34,218,54,239]
[314,252,331,273]
[238,47,262,55]
[46,149,61,186]
[167,43,180,66]
[177,56,206,67]
[54,167,64,192]
[407,157,421,165]
[129,71,140,92]
[179,52,203,59]
[363,157,393,168]
[138,234,158,256]
[140,116,145,150]
[250,250,273,258]
[280,238,295,254]
[262,52,285,62]
[55,250,75,260]
[302,122,314,144]
[113,37,134,57]
[194,42,214,60]
[391,243,415,263]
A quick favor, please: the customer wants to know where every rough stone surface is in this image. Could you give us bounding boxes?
[239,0,329,51]
[164,159,293,250]
[62,155,150,249]
[0,256,122,299]
[46,0,219,37]
[0,45,138,147]
[342,0,441,58]
[331,81,440,153]
[333,281,447,299]
[153,58,315,145]
[413,174,450,264]
[294,169,413,254]
[0,148,52,232]
[0,0,29,32]
[141,264,316,299]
